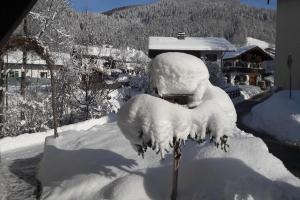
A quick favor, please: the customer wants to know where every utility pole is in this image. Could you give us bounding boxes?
[287,53,292,99]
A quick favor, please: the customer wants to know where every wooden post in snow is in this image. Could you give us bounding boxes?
[171,140,181,200]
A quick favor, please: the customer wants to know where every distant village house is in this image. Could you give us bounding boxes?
[222,45,274,89]
[148,33,236,67]
[2,50,70,79]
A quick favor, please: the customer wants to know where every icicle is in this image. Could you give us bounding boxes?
[182,140,185,146]
[152,142,157,151]
[138,130,143,139]
[160,149,165,160]
[156,148,161,155]
[173,136,177,146]
[146,139,152,148]
[220,135,229,152]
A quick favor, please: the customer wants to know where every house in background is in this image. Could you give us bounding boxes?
[273,0,300,90]
[148,33,243,102]
[222,45,274,89]
[148,33,236,67]
[2,50,70,79]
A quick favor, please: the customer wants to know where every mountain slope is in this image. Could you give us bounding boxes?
[90,0,276,51]
[22,0,276,52]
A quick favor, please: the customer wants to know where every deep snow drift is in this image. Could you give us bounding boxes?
[244,90,300,144]
[37,119,300,200]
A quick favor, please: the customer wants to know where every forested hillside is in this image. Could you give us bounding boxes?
[15,0,276,52]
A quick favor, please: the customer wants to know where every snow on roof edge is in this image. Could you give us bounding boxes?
[148,36,236,52]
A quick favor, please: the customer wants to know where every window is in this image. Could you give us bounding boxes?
[40,72,47,78]
[205,54,218,62]
[223,61,232,67]
[8,71,19,78]
[9,71,15,78]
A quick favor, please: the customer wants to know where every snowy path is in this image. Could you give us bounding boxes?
[0,145,43,200]
[236,92,300,178]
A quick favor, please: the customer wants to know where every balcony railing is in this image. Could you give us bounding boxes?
[222,67,265,74]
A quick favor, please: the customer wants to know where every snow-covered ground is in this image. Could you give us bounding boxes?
[37,117,300,200]
[0,144,43,200]
[0,114,116,153]
[243,90,300,145]
[239,85,263,100]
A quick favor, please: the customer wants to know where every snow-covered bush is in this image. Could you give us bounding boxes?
[1,93,52,138]
[118,52,238,158]
[117,94,236,159]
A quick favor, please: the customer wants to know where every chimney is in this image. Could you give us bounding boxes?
[177,32,186,40]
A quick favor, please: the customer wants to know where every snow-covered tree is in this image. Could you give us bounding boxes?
[117,52,237,200]
[0,36,59,137]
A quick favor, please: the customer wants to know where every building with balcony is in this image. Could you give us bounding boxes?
[222,45,274,88]
[148,33,236,67]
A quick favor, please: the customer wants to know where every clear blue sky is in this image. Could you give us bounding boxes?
[71,0,276,13]
[70,0,159,12]
[240,0,276,10]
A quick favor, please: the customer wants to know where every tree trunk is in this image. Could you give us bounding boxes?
[49,66,58,138]
[5,71,8,110]
[20,17,28,121]
[0,58,5,132]
[171,141,181,200]
[20,51,27,121]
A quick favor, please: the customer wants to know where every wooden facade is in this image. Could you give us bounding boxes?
[222,46,273,88]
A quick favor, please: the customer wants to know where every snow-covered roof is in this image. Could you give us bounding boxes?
[246,37,270,49]
[148,37,236,52]
[2,50,70,66]
[223,45,273,60]
[223,45,257,60]
[73,45,150,62]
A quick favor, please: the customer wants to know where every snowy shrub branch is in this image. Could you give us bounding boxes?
[117,94,236,159]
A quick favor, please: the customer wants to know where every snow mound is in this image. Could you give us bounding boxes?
[100,136,300,200]
[117,94,237,159]
[244,90,300,143]
[239,85,263,100]
[149,52,209,96]
[38,120,300,200]
[193,83,237,122]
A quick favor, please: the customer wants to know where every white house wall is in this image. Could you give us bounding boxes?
[8,67,51,79]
